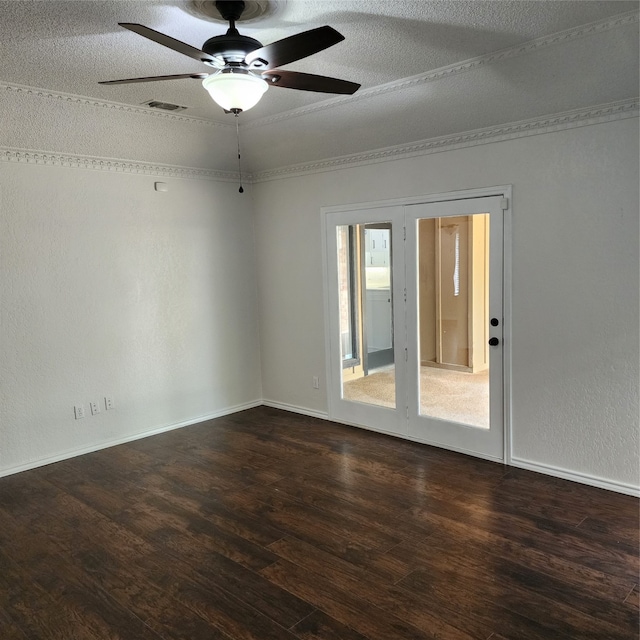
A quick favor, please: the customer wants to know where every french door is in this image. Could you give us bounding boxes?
[324,195,506,461]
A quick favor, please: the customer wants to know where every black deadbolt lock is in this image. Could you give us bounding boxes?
[490,318,500,327]
[488,337,500,346]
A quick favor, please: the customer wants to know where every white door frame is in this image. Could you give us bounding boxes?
[321,186,512,463]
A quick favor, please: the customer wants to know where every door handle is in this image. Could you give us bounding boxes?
[488,337,500,346]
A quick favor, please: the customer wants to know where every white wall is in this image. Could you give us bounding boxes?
[252,117,639,491]
[0,89,262,475]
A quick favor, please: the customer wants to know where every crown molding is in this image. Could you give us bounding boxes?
[0,81,233,129]
[0,147,239,182]
[3,99,637,184]
[244,9,640,131]
[249,98,639,183]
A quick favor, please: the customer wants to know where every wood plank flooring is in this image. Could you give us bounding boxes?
[0,406,638,639]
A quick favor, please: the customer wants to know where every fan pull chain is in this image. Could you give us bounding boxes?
[235,115,244,194]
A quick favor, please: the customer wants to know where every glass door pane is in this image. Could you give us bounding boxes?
[418,214,490,428]
[337,223,396,409]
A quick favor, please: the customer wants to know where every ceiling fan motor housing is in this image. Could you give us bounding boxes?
[202,31,263,65]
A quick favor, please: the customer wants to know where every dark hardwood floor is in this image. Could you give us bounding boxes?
[0,406,638,639]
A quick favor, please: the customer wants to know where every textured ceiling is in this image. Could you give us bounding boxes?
[1,0,638,173]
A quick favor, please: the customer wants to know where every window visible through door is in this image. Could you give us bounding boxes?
[337,223,396,409]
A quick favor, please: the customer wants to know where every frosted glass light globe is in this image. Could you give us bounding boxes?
[202,72,269,112]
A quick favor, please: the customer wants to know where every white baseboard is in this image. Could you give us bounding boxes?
[262,399,329,421]
[510,456,640,497]
[3,400,637,500]
[0,400,262,479]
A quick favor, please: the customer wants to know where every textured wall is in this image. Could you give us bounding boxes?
[1,74,261,474]
[252,117,639,490]
[0,134,261,474]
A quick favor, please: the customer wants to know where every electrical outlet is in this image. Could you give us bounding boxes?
[90,401,100,415]
[74,405,85,419]
[312,376,320,389]
[104,396,114,410]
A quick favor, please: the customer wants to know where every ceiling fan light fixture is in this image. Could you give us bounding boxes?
[202,70,268,112]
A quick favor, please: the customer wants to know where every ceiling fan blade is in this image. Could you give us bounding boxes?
[263,70,360,95]
[245,26,344,70]
[119,23,214,64]
[99,73,208,85]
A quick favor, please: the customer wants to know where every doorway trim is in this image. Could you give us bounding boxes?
[321,185,513,465]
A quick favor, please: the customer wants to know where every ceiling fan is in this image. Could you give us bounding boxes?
[99,0,361,114]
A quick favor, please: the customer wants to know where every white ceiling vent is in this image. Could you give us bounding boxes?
[142,100,188,112]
